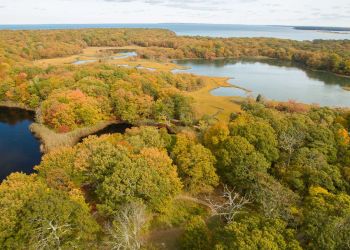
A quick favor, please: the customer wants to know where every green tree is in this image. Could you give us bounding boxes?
[229,114,279,162]
[301,186,350,250]
[0,173,99,249]
[172,132,219,194]
[111,84,154,123]
[180,216,211,250]
[81,141,181,214]
[215,135,270,192]
[279,147,346,194]
[16,190,99,249]
[214,214,302,250]
[124,126,172,152]
[203,122,230,152]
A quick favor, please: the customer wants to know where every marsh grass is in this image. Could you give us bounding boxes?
[185,77,243,121]
[30,120,118,153]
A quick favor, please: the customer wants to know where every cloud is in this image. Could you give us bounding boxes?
[101,0,257,12]
[0,0,349,26]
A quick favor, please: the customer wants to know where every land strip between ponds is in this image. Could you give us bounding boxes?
[0,101,182,154]
[0,102,125,154]
[30,120,177,154]
[30,121,122,153]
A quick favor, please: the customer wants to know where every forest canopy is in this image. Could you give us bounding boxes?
[1,103,349,249]
[0,28,349,249]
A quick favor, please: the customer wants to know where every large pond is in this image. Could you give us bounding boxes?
[174,59,350,107]
[0,107,41,181]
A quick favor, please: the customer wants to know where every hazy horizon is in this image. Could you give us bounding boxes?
[0,23,349,28]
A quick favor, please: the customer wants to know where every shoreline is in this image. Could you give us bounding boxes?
[0,101,35,112]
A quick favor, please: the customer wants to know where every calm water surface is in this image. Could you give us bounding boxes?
[80,123,132,141]
[174,59,350,107]
[0,107,41,181]
[0,107,132,181]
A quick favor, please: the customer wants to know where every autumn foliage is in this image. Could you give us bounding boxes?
[42,89,110,132]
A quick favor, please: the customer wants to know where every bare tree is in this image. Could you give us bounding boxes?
[279,129,305,166]
[206,185,250,223]
[32,217,73,250]
[105,202,148,250]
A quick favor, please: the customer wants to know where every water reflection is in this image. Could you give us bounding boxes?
[0,107,41,181]
[175,58,350,107]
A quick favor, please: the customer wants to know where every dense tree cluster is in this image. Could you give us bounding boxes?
[0,64,201,131]
[0,103,349,249]
[180,103,350,250]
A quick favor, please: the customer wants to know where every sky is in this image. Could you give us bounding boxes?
[0,0,349,26]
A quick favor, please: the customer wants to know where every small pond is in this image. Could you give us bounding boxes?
[73,51,137,65]
[73,59,97,65]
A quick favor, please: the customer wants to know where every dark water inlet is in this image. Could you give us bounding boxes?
[79,123,132,142]
[0,107,41,181]
[0,107,132,181]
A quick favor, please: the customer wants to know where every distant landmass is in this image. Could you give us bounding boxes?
[1,24,350,40]
[294,26,350,32]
